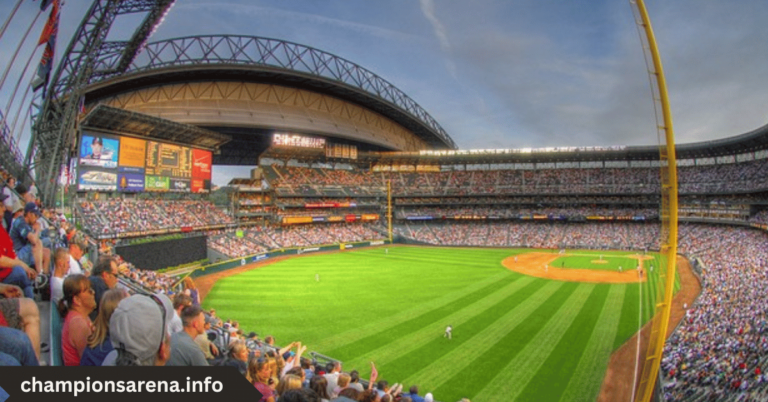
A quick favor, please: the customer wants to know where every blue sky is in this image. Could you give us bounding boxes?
[1,0,767,185]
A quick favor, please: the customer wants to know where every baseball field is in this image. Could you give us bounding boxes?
[202,246,680,402]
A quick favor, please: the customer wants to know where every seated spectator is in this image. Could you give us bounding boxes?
[0,283,41,362]
[276,374,303,399]
[403,385,425,402]
[169,293,193,334]
[248,356,276,402]
[221,340,248,375]
[59,274,96,366]
[348,370,364,393]
[0,224,35,298]
[0,326,38,366]
[166,305,209,366]
[9,202,50,275]
[280,388,321,402]
[337,388,362,402]
[195,315,219,362]
[50,247,70,304]
[310,376,332,402]
[88,256,119,320]
[324,361,342,396]
[333,373,351,397]
[104,293,174,366]
[80,288,129,366]
[67,233,89,276]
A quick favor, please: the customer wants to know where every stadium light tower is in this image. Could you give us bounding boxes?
[629,1,679,401]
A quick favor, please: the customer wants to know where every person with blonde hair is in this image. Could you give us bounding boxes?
[80,288,128,366]
[248,356,276,402]
[333,373,351,397]
[276,374,302,399]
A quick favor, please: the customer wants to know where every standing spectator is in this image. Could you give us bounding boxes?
[183,277,200,306]
[80,288,128,366]
[166,305,209,366]
[59,274,96,366]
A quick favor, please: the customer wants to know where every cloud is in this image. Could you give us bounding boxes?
[172,2,424,44]
[417,0,457,78]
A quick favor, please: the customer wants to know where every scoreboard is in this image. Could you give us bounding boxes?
[78,131,212,193]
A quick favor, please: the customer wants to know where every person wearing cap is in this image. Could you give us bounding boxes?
[103,293,174,366]
[9,202,50,275]
[85,137,104,160]
[166,305,209,366]
[424,392,434,402]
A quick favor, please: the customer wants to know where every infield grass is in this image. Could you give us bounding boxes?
[204,246,677,402]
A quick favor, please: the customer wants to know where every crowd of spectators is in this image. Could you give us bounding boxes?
[263,159,768,196]
[396,221,660,250]
[75,198,235,237]
[397,206,658,220]
[208,223,384,258]
[749,210,768,225]
[661,224,768,401]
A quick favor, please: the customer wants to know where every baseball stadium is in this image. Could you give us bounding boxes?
[0,1,766,402]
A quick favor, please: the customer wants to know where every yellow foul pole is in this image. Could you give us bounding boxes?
[630,1,679,401]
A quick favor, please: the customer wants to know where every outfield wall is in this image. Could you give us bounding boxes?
[191,239,392,279]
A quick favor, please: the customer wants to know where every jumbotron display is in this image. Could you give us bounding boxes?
[77,131,212,193]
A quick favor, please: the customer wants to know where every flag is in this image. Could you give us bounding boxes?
[31,0,60,93]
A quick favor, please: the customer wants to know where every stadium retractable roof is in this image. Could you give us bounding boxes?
[80,104,231,150]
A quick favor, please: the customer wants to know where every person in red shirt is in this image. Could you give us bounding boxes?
[0,225,35,298]
[58,274,96,366]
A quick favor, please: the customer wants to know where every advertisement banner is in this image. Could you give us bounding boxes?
[78,168,117,191]
[191,149,212,180]
[117,173,144,192]
[145,175,170,192]
[170,179,191,192]
[119,136,147,168]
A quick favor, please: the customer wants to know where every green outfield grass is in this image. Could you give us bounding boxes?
[203,246,676,402]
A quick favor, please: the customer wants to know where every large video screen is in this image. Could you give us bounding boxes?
[77,131,212,193]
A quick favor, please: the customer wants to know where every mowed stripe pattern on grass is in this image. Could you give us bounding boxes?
[204,247,653,402]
